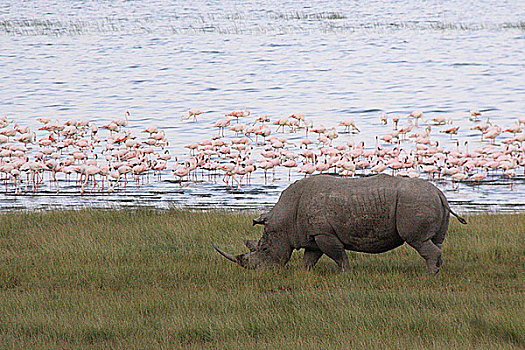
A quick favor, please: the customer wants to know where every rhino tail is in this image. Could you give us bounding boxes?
[449,209,467,224]
[439,192,467,225]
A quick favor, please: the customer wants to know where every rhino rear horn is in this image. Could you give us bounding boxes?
[243,239,258,252]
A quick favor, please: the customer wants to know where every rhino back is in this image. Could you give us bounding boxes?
[294,175,404,252]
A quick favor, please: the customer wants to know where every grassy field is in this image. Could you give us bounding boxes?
[0,209,523,349]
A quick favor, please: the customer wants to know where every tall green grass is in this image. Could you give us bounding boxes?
[0,210,523,348]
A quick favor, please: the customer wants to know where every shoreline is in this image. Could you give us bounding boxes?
[0,203,525,214]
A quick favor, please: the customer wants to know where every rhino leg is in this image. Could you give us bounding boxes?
[397,207,446,273]
[303,249,323,270]
[433,243,443,268]
[314,234,350,272]
[406,240,443,274]
[430,212,450,269]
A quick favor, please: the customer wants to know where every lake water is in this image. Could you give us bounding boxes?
[0,1,524,213]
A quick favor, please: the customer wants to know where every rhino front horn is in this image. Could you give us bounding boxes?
[212,243,239,264]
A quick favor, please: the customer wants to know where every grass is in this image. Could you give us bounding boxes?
[0,209,523,349]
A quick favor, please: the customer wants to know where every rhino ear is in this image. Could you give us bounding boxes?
[252,213,268,226]
[243,239,258,252]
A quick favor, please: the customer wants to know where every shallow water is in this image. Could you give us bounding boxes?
[0,1,524,212]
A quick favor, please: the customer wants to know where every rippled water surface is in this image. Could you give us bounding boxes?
[0,1,524,212]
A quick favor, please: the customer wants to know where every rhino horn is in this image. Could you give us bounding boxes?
[212,243,241,264]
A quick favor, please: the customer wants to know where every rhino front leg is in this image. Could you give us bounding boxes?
[314,234,350,272]
[303,249,323,270]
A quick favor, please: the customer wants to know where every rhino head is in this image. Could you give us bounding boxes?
[212,231,292,269]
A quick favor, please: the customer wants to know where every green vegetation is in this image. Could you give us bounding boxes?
[2,17,524,36]
[276,11,347,20]
[0,210,523,349]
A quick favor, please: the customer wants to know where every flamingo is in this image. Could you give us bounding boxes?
[173,166,190,186]
[214,118,231,136]
[338,120,360,133]
[379,113,388,125]
[298,162,316,177]
[36,117,51,124]
[226,108,250,123]
[142,126,158,134]
[469,110,481,121]
[431,115,448,125]
[503,122,522,135]
[281,159,297,180]
[441,126,460,136]
[315,160,330,174]
[398,120,414,140]
[258,160,274,183]
[289,113,307,128]
[409,111,423,126]
[183,108,204,122]
[483,128,501,144]
[273,117,289,133]
[112,111,129,127]
[80,165,101,194]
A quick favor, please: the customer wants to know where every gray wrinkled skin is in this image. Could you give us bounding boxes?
[214,174,467,273]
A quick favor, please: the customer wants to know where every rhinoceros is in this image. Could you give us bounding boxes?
[213,174,467,273]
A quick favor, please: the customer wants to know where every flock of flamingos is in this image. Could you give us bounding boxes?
[0,108,524,194]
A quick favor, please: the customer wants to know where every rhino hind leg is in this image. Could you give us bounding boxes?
[397,209,446,274]
[433,243,443,268]
[406,240,443,274]
[303,249,324,270]
[431,212,450,269]
[314,234,350,272]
